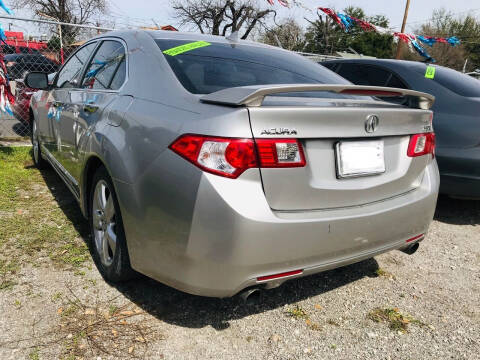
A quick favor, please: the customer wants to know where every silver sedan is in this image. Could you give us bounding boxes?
[26,30,439,297]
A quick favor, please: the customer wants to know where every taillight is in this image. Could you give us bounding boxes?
[407,133,435,157]
[169,134,306,178]
[256,139,306,167]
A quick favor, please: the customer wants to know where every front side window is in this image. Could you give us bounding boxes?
[156,39,352,97]
[81,40,126,90]
[56,42,96,88]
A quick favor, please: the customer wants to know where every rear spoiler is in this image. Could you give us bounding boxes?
[200,84,435,110]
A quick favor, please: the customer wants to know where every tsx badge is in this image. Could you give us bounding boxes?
[261,128,298,135]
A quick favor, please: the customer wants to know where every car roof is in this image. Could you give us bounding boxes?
[90,29,285,52]
[323,58,429,70]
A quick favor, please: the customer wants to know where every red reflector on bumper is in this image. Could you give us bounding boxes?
[406,234,424,243]
[257,270,303,282]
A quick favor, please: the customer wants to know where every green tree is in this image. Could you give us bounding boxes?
[304,7,394,58]
[47,36,61,50]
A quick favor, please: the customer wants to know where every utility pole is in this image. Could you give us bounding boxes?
[395,0,411,59]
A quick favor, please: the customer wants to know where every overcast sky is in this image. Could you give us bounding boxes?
[109,0,480,33]
[8,0,480,37]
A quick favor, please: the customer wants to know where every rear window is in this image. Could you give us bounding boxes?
[156,39,352,97]
[424,66,480,97]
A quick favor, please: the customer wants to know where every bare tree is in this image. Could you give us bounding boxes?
[260,18,305,51]
[12,0,108,42]
[170,0,277,40]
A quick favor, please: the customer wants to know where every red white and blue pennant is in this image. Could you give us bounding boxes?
[265,1,462,62]
[316,7,461,62]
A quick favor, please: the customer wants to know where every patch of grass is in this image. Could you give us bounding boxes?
[0,147,91,290]
[50,242,90,269]
[28,347,40,360]
[286,305,308,319]
[0,280,17,291]
[368,307,425,333]
[0,259,20,291]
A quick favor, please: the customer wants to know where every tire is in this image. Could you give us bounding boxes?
[31,116,48,169]
[89,166,136,282]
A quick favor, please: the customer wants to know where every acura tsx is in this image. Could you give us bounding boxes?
[25,30,439,297]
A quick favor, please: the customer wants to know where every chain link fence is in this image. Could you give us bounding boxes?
[0,16,341,140]
[0,16,111,139]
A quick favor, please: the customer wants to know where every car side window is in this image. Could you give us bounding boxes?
[55,42,97,88]
[81,40,126,90]
[323,62,340,72]
[384,72,408,89]
[336,64,389,86]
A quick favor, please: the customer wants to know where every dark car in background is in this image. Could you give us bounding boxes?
[323,59,480,199]
[12,73,56,124]
[4,53,58,80]
[1,44,42,55]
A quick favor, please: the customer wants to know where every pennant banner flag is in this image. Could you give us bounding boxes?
[314,6,461,62]
[265,2,461,62]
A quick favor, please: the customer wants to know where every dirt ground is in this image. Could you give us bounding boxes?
[0,146,479,360]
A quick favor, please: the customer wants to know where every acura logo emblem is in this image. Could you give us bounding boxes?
[365,115,379,133]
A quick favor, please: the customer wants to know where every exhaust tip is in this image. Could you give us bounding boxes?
[239,288,262,306]
[401,242,419,255]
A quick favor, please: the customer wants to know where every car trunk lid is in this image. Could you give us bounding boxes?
[201,85,435,211]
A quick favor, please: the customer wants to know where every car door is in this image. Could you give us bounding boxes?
[68,39,129,181]
[44,42,98,184]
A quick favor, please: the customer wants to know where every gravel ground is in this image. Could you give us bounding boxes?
[0,147,479,360]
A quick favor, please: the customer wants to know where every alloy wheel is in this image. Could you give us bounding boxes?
[92,180,117,266]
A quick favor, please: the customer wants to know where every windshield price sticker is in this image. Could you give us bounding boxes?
[425,66,436,79]
[163,41,211,56]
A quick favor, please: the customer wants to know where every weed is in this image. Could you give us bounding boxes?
[368,307,425,333]
[286,305,308,319]
[375,268,396,279]
[51,292,63,302]
[109,304,119,316]
[28,347,40,360]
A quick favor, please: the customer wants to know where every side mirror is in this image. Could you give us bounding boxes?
[24,72,49,90]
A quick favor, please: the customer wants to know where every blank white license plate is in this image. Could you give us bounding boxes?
[336,140,385,178]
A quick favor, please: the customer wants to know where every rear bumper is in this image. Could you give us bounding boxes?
[436,147,480,198]
[134,160,439,298]
[439,174,480,199]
